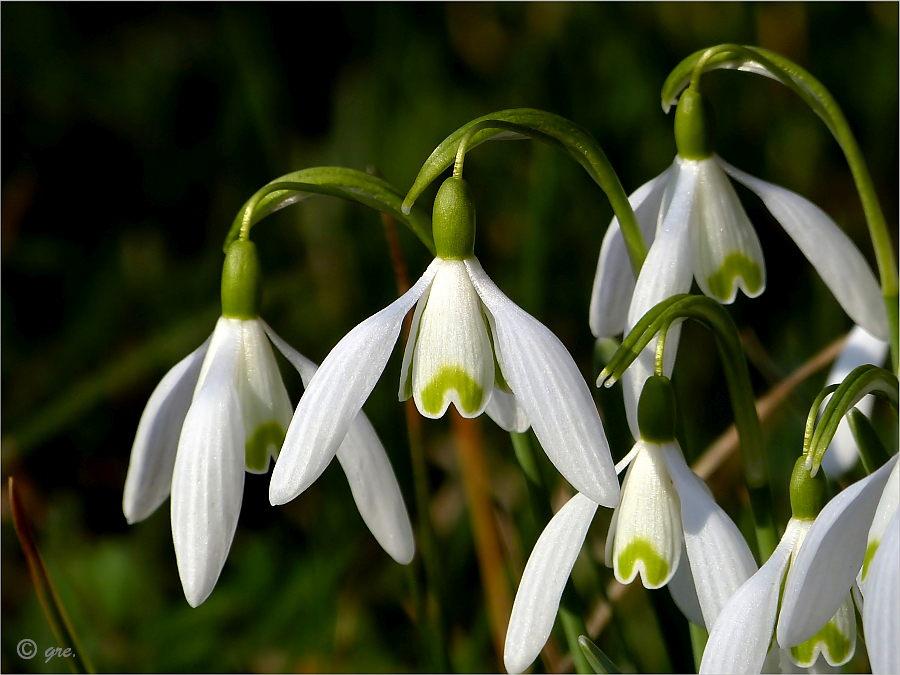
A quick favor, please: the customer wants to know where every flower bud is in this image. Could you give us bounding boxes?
[675,88,716,160]
[433,176,476,260]
[638,375,677,443]
[221,239,262,319]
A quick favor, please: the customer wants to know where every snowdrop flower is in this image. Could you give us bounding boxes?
[123,240,414,607]
[700,457,885,673]
[504,376,756,674]
[591,87,888,437]
[269,177,619,509]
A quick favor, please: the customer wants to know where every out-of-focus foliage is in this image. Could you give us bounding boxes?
[2,4,897,673]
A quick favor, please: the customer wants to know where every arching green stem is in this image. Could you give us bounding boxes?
[600,294,777,560]
[223,167,435,255]
[663,44,899,371]
[402,109,647,277]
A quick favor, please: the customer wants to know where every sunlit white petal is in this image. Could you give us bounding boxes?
[123,338,209,524]
[505,493,598,674]
[467,258,618,507]
[720,159,888,341]
[863,510,899,675]
[612,442,682,588]
[171,319,245,607]
[779,455,897,646]
[663,443,758,628]
[269,259,441,506]
[590,167,671,338]
[700,519,805,674]
[862,460,900,587]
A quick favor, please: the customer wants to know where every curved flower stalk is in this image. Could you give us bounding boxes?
[820,326,890,479]
[270,177,619,510]
[504,377,756,674]
[123,241,414,607]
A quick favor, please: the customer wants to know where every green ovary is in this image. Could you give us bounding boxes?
[706,253,762,300]
[420,366,485,415]
[861,539,880,581]
[790,621,852,667]
[616,538,669,588]
[245,421,285,472]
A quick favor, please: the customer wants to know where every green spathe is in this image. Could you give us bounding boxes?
[432,177,476,260]
[616,538,669,588]
[789,620,852,667]
[706,252,763,301]
[675,88,715,160]
[420,365,485,415]
[245,420,284,473]
[221,239,262,319]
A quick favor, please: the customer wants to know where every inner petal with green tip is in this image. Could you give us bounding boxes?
[787,594,855,668]
[412,260,494,419]
[245,421,285,473]
[705,252,763,302]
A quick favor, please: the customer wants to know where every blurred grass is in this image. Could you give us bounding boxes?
[2,3,897,673]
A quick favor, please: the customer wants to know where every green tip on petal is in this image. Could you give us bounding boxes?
[789,456,829,520]
[245,420,285,473]
[616,538,670,588]
[789,621,853,668]
[638,376,677,443]
[706,252,763,301]
[221,240,262,319]
[860,539,880,581]
[420,365,485,416]
[675,88,716,160]
[432,177,476,260]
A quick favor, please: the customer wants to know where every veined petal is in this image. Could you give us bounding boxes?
[590,166,671,338]
[123,337,209,524]
[412,260,494,419]
[700,519,805,674]
[171,319,245,607]
[261,320,318,384]
[612,441,682,588]
[787,593,856,668]
[398,278,432,401]
[862,459,900,586]
[484,387,530,433]
[621,160,696,438]
[863,510,899,675]
[691,157,766,303]
[269,259,441,506]
[821,326,890,478]
[505,493,598,674]
[466,258,618,507]
[667,541,705,627]
[663,442,758,629]
[720,158,888,341]
[239,320,293,474]
[778,455,897,646]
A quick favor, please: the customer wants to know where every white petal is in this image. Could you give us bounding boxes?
[484,387,530,433]
[398,278,432,401]
[720,158,889,341]
[863,510,899,675]
[862,459,900,587]
[786,593,856,668]
[504,493,598,674]
[664,442,758,629]
[466,258,619,507]
[612,442,682,588]
[621,160,696,438]
[778,455,898,646]
[699,519,804,674]
[691,157,766,303]
[589,167,671,338]
[269,259,441,506]
[239,320,293,474]
[171,319,245,607]
[667,541,705,627]
[821,326,890,478]
[264,322,416,564]
[411,260,494,418]
[123,337,209,524]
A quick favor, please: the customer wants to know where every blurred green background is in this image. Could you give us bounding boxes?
[2,3,897,673]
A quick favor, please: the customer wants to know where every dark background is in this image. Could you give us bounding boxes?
[3,3,897,672]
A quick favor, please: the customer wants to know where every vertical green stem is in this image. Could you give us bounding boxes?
[689,623,709,673]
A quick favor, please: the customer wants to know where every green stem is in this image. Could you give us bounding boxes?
[689,623,708,673]
[847,408,891,474]
[402,109,647,277]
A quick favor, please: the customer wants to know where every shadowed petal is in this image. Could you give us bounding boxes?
[269,259,441,506]
[505,493,598,674]
[862,460,899,587]
[667,541,705,627]
[787,593,856,668]
[863,510,899,675]
[171,319,245,607]
[485,387,530,433]
[590,166,671,338]
[720,158,888,341]
[123,338,209,524]
[778,455,897,646]
[663,443,758,629]
[467,258,618,507]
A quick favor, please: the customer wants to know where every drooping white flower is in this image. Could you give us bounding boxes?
[504,436,756,674]
[124,241,414,607]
